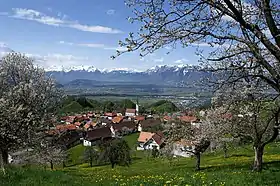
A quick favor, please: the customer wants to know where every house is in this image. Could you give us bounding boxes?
[57,130,83,149]
[74,115,90,123]
[104,112,117,120]
[163,115,172,122]
[112,121,137,136]
[112,116,123,124]
[84,121,97,131]
[98,118,112,126]
[55,124,77,132]
[125,108,136,117]
[172,139,195,157]
[137,131,164,150]
[83,126,115,146]
[87,112,94,118]
[134,115,145,123]
[63,116,76,124]
[138,119,162,131]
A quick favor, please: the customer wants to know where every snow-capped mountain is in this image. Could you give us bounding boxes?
[47,64,212,86]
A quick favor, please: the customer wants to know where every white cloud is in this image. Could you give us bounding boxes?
[59,41,74,45]
[22,52,91,71]
[174,58,189,64]
[69,24,122,34]
[58,41,105,48]
[8,8,123,34]
[104,46,127,51]
[106,9,116,15]
[78,43,105,48]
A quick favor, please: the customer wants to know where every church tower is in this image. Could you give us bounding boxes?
[136,96,139,116]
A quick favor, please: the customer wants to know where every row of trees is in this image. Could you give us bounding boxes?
[60,96,178,115]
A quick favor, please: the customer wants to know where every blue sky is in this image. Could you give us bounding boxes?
[0,0,208,71]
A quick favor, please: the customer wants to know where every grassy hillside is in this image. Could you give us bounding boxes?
[2,142,280,185]
[148,100,179,113]
[2,132,280,185]
[60,101,83,114]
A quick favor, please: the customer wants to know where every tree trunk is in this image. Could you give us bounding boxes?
[90,157,93,167]
[1,150,8,165]
[0,151,6,175]
[50,160,54,170]
[223,142,228,158]
[0,149,8,175]
[195,153,201,171]
[62,161,66,168]
[253,145,264,172]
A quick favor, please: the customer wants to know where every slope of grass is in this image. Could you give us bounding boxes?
[3,142,280,186]
[61,101,83,114]
[67,144,86,166]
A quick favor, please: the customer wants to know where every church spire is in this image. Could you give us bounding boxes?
[136,96,139,116]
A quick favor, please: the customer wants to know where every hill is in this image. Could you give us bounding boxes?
[148,100,179,113]
[2,141,280,186]
[60,101,84,114]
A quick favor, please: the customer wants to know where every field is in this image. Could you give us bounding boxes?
[2,133,280,186]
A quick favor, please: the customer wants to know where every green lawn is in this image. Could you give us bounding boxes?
[2,141,280,185]
[67,143,86,166]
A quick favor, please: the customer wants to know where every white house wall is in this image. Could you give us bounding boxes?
[83,139,92,146]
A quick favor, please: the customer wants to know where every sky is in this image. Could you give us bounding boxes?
[0,0,210,71]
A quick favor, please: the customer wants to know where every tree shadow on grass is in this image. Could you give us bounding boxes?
[200,163,252,172]
[229,154,251,157]
[263,160,280,171]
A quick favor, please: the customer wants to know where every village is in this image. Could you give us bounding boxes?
[45,101,203,158]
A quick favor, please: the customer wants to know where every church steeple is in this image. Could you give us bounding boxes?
[136,96,139,116]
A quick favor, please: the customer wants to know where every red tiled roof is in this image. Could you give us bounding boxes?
[85,127,112,141]
[179,116,197,123]
[163,116,172,121]
[138,131,164,145]
[152,133,164,145]
[74,122,81,126]
[155,131,164,138]
[113,121,136,131]
[45,129,58,135]
[112,116,123,124]
[140,119,162,128]
[56,124,77,131]
[135,116,145,121]
[138,132,154,142]
[104,112,117,117]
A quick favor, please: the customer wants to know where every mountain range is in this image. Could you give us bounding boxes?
[0,46,212,87]
[47,65,212,87]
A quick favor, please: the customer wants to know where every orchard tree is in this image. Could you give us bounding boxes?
[36,141,68,170]
[84,146,99,167]
[0,53,63,174]
[114,0,280,93]
[163,122,210,170]
[208,81,280,171]
[99,139,131,168]
[202,107,235,158]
